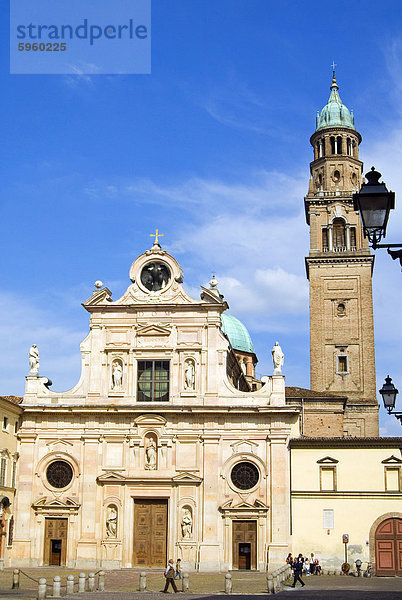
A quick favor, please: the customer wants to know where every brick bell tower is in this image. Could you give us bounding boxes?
[305,69,379,436]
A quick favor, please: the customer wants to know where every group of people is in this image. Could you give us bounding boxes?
[163,558,182,593]
[286,552,322,588]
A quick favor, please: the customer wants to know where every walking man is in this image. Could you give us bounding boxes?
[291,554,305,588]
[163,559,178,593]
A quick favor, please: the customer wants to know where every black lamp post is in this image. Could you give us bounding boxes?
[379,376,402,424]
[353,167,402,265]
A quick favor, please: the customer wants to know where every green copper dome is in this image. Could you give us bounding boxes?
[221,313,255,354]
[316,74,355,132]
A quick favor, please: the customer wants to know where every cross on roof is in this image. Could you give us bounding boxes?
[331,61,337,75]
[150,228,164,245]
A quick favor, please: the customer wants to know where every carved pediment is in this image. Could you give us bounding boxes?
[97,471,127,483]
[134,414,167,427]
[382,455,402,464]
[83,288,113,307]
[231,440,258,454]
[172,472,203,485]
[46,439,73,449]
[137,324,172,336]
[200,286,227,306]
[219,498,268,513]
[32,496,80,513]
[317,456,339,464]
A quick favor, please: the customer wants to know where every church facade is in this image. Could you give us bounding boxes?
[10,74,402,573]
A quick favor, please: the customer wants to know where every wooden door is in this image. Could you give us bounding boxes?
[133,499,167,567]
[232,521,257,570]
[375,518,402,576]
[44,519,68,566]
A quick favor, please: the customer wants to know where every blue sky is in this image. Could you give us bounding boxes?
[1,1,402,435]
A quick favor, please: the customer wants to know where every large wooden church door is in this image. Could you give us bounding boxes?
[375,518,402,576]
[232,521,257,570]
[43,519,68,566]
[133,499,167,567]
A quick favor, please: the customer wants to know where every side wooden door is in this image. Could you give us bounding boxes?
[375,517,402,576]
[232,521,257,570]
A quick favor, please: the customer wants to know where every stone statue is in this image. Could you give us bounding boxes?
[112,361,123,390]
[272,341,284,374]
[184,360,195,390]
[145,438,157,470]
[181,508,192,539]
[106,505,118,538]
[29,344,39,376]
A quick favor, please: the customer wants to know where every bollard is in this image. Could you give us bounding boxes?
[182,573,189,593]
[98,571,105,592]
[66,575,74,595]
[139,572,146,592]
[225,573,232,594]
[38,578,47,600]
[53,576,61,598]
[12,569,20,589]
[266,574,274,593]
[78,573,86,593]
[88,573,95,592]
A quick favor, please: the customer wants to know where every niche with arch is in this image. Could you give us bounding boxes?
[144,433,158,470]
[180,505,193,540]
[105,504,118,538]
[111,358,124,392]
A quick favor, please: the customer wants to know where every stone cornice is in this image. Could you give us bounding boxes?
[305,254,374,278]
[20,404,299,415]
[291,490,402,499]
[289,436,402,448]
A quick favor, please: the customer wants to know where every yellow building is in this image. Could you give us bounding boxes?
[0,395,22,569]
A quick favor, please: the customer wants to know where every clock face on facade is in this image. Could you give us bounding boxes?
[140,261,171,291]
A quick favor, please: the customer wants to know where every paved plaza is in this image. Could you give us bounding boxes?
[0,569,401,600]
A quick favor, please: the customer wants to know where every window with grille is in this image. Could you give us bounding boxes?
[137,361,170,402]
[350,227,356,249]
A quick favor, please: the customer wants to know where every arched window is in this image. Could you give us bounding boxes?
[321,138,326,157]
[336,136,343,154]
[346,138,352,156]
[333,218,346,251]
[330,136,336,154]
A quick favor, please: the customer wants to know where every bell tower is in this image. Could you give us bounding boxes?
[305,70,379,436]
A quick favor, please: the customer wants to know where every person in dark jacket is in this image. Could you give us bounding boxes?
[291,554,305,588]
[163,559,178,593]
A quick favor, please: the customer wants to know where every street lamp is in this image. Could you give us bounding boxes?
[353,167,402,265]
[379,375,402,424]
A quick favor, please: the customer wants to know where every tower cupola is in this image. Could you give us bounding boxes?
[316,72,355,131]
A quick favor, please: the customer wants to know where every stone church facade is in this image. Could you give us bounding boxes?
[10,73,402,573]
[12,242,298,570]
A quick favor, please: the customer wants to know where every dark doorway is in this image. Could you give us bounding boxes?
[239,543,251,569]
[50,540,62,565]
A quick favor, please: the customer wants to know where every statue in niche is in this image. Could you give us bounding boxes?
[184,360,195,390]
[28,344,39,376]
[181,508,192,539]
[112,361,123,390]
[272,341,284,375]
[145,438,157,470]
[106,505,118,538]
